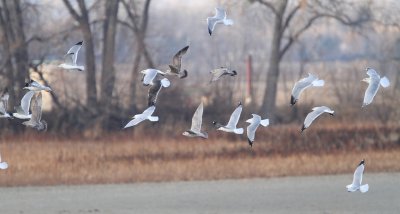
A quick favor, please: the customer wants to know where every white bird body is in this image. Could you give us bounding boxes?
[140,69,166,86]
[246,114,269,147]
[22,92,47,131]
[24,80,52,92]
[124,106,159,129]
[183,102,208,139]
[214,102,243,134]
[302,106,334,132]
[291,73,324,105]
[207,8,233,36]
[13,91,35,120]
[346,160,369,193]
[58,41,85,71]
[0,152,8,170]
[362,68,390,107]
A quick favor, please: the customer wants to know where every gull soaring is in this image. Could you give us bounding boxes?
[207,8,233,36]
[362,68,390,107]
[291,73,324,105]
[58,41,85,71]
[302,106,334,132]
[124,105,159,129]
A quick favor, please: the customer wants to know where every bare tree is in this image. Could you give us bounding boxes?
[63,0,98,110]
[100,0,120,115]
[250,0,370,120]
[120,0,154,110]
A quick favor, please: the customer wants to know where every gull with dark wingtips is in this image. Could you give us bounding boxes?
[209,67,237,82]
[346,159,369,193]
[124,105,159,129]
[301,106,334,132]
[207,8,233,36]
[291,73,324,105]
[24,80,52,92]
[58,41,85,71]
[246,114,269,147]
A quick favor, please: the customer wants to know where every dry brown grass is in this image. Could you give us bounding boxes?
[0,123,399,187]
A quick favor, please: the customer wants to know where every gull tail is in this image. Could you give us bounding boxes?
[380,76,390,88]
[148,116,159,122]
[223,19,234,26]
[161,78,171,88]
[260,119,269,127]
[312,79,325,87]
[360,184,369,193]
[234,128,244,134]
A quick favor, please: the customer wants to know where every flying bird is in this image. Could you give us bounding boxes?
[166,45,189,78]
[58,41,85,71]
[0,88,11,118]
[140,69,166,86]
[291,73,324,105]
[183,102,208,139]
[209,67,237,82]
[13,91,35,120]
[22,92,47,131]
[362,68,390,107]
[147,78,170,106]
[207,8,233,36]
[301,106,334,132]
[23,80,52,92]
[346,159,369,193]
[123,105,159,129]
[213,102,243,134]
[246,114,269,147]
[0,151,8,170]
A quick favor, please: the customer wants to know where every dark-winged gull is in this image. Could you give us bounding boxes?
[183,102,208,139]
[166,45,189,78]
[291,73,324,105]
[58,41,85,71]
[123,105,159,129]
[301,106,334,132]
[22,92,47,131]
[213,102,243,134]
[362,68,390,107]
[207,8,233,36]
[246,114,269,147]
[346,159,369,193]
[147,78,170,106]
[13,91,35,120]
[209,67,237,82]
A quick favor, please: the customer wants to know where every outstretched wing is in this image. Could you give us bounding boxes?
[66,41,83,64]
[303,107,324,129]
[190,102,204,132]
[171,46,189,70]
[0,89,9,114]
[19,91,35,115]
[210,68,227,82]
[226,104,242,129]
[147,80,163,106]
[30,92,42,123]
[351,163,364,187]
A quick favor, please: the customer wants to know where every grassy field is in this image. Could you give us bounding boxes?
[0,123,399,186]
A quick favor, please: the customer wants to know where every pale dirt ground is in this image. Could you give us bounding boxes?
[0,173,399,214]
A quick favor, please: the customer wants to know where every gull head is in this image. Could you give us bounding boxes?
[182,131,191,137]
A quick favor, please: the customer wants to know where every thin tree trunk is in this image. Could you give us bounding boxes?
[259,0,287,120]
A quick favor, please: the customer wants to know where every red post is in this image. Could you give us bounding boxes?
[246,55,252,103]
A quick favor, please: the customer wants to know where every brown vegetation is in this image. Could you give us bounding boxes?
[0,123,399,187]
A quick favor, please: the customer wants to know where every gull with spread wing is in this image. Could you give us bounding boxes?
[124,105,159,129]
[207,8,233,36]
[301,106,334,132]
[13,91,35,120]
[209,67,237,82]
[291,73,324,105]
[213,102,243,134]
[362,68,390,107]
[346,159,369,193]
[140,69,167,86]
[24,80,52,92]
[58,41,85,71]
[166,45,189,78]
[22,92,47,131]
[246,114,269,147]
[183,102,208,139]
